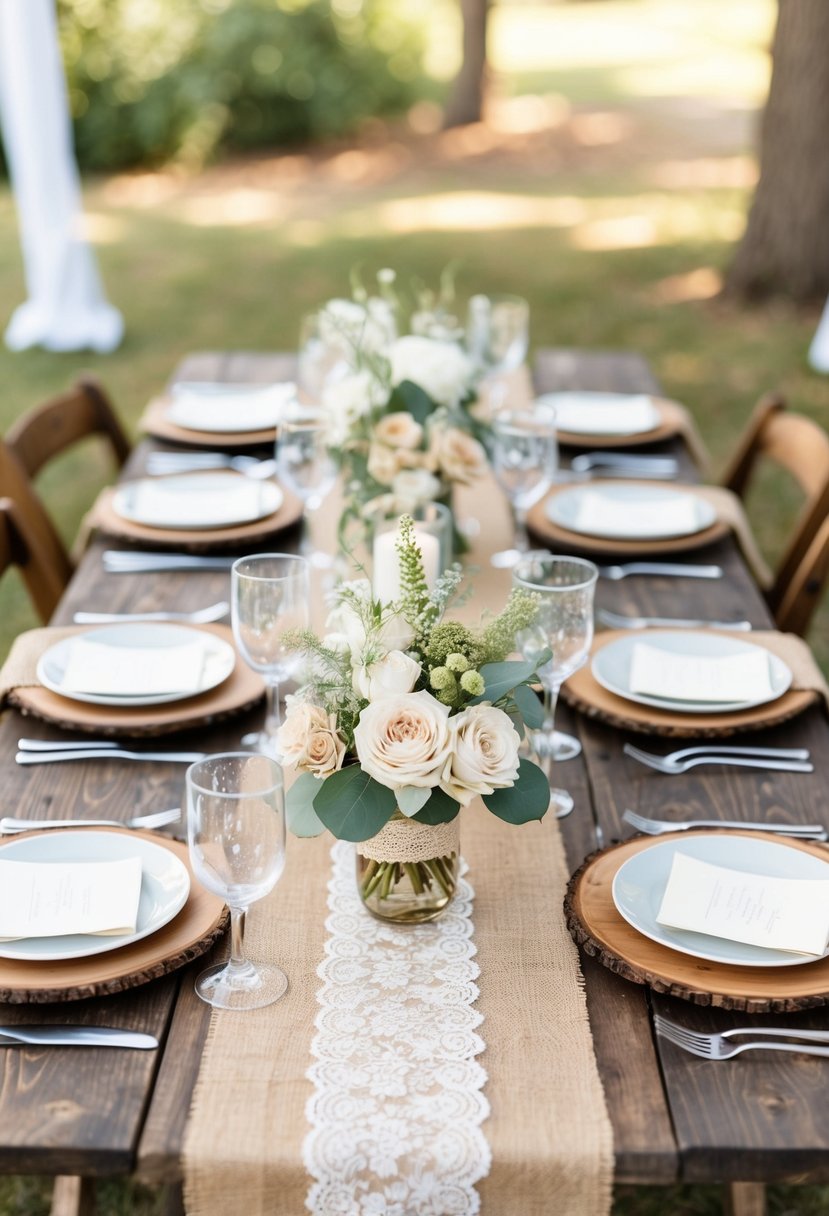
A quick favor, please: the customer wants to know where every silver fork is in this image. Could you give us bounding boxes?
[0,808,181,833]
[622,808,826,839]
[655,1016,829,1060]
[655,1014,829,1047]
[73,601,229,625]
[622,743,813,775]
[597,563,723,580]
[598,608,751,631]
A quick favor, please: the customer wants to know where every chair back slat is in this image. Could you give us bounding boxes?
[6,376,131,479]
[0,495,65,622]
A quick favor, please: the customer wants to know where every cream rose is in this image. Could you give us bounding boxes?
[277,703,346,779]
[389,336,474,408]
[367,442,399,487]
[431,425,487,486]
[354,690,452,791]
[375,412,424,451]
[440,704,521,806]
[353,650,421,701]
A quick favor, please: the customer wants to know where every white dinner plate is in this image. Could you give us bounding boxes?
[535,391,660,436]
[612,834,829,968]
[591,630,791,714]
[545,483,716,541]
[167,381,295,433]
[112,472,283,531]
[0,830,190,962]
[37,623,236,707]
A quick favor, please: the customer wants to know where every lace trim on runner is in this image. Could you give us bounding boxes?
[304,839,491,1216]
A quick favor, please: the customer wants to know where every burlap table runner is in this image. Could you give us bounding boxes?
[183,463,614,1215]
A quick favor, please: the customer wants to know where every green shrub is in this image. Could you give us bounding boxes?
[57,0,425,170]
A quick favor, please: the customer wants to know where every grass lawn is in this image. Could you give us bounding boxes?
[0,2,828,1212]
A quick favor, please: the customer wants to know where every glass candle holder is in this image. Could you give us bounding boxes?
[371,502,453,604]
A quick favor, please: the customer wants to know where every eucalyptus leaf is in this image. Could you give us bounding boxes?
[397,786,432,817]
[313,766,396,842]
[470,658,540,705]
[286,773,326,838]
[482,759,550,824]
[513,682,545,729]
[414,786,461,825]
[388,379,434,427]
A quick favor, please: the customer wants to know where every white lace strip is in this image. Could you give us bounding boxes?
[304,840,491,1216]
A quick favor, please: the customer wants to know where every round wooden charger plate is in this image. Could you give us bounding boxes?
[526,482,729,557]
[0,828,227,1004]
[8,623,266,737]
[565,830,829,1012]
[140,396,277,449]
[555,397,680,449]
[92,482,302,554]
[562,629,818,738]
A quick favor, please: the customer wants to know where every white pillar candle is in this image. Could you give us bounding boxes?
[372,526,441,603]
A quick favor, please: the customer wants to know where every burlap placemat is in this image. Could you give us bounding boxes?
[0,626,83,703]
[183,466,614,1216]
[694,486,773,589]
[660,400,710,472]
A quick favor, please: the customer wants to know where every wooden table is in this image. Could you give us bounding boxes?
[1,350,827,1216]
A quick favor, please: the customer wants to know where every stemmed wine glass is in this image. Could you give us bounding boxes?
[466,294,530,413]
[489,404,558,568]
[231,553,309,758]
[275,404,338,568]
[187,753,287,1010]
[512,553,598,817]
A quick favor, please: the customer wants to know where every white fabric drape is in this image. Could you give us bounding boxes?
[809,295,829,373]
[0,0,123,352]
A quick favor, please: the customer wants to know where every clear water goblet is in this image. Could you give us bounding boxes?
[466,293,530,413]
[275,404,338,568]
[187,752,287,1010]
[231,553,309,757]
[512,553,598,817]
[489,404,558,568]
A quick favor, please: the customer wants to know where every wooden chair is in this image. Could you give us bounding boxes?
[774,514,829,636]
[721,391,829,631]
[0,439,73,604]
[0,494,65,622]
[6,375,131,479]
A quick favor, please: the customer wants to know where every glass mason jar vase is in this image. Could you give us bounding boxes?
[356,811,460,925]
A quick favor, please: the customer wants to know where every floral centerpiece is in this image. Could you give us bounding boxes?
[279,516,550,924]
[311,273,488,544]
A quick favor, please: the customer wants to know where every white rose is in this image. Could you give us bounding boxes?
[375,411,424,450]
[355,690,452,791]
[353,649,421,700]
[319,298,396,358]
[376,610,416,654]
[431,425,487,486]
[277,703,345,779]
[389,335,474,408]
[322,369,384,446]
[440,704,521,806]
[391,468,443,506]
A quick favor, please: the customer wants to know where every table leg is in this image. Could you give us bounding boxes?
[726,1181,767,1216]
[49,1176,96,1216]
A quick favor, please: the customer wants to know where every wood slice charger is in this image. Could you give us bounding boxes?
[8,623,265,737]
[562,630,818,738]
[0,829,227,1004]
[140,395,278,450]
[565,831,829,1012]
[90,479,303,554]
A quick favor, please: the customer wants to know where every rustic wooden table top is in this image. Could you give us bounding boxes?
[1,349,827,1195]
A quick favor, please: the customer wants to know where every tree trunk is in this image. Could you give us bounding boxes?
[725,0,829,304]
[443,0,490,129]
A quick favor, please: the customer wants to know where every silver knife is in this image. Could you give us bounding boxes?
[0,1026,158,1049]
[16,749,205,765]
